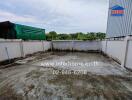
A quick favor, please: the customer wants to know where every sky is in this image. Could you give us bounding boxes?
[0,0,109,33]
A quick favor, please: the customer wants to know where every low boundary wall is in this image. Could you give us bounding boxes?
[0,39,132,70]
[101,41,124,64]
[102,37,132,70]
[0,40,51,62]
[53,40,101,51]
[0,40,22,62]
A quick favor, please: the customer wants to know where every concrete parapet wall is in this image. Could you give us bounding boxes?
[0,39,132,70]
[101,41,124,63]
[102,38,132,70]
[0,41,22,61]
[42,41,52,51]
[53,40,101,51]
[23,41,44,56]
[0,40,51,62]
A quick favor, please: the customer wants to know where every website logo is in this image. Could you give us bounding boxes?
[111,5,124,16]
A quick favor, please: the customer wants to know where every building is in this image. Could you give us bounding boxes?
[107,0,132,38]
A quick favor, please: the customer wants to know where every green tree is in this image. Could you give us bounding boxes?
[70,33,78,40]
[96,32,106,40]
[86,32,97,40]
[46,31,106,40]
[76,32,85,40]
[46,31,57,40]
[57,34,72,40]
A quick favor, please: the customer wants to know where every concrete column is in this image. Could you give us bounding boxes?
[105,40,108,54]
[42,41,45,51]
[72,41,74,51]
[121,36,130,68]
[51,41,53,51]
[20,41,25,57]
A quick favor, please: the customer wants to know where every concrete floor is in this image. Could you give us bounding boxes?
[0,52,132,100]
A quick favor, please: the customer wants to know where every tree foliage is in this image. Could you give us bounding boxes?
[46,31,106,40]
[46,31,57,40]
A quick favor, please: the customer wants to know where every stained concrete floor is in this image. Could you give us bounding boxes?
[0,52,132,100]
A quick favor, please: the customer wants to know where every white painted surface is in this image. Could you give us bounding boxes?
[73,41,101,51]
[53,41,73,50]
[42,41,51,51]
[0,39,132,70]
[104,41,124,63]
[125,41,132,69]
[102,40,132,69]
[0,41,21,61]
[121,37,130,67]
[101,41,107,53]
[53,41,101,51]
[23,41,43,56]
[0,40,51,62]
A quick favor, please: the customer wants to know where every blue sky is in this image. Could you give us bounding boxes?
[0,0,109,33]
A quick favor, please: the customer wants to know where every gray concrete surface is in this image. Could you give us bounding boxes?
[0,52,132,100]
[34,52,128,75]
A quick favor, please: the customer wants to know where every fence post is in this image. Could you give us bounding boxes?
[121,36,130,68]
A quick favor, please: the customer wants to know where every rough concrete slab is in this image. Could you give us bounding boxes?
[33,52,129,76]
[0,52,132,100]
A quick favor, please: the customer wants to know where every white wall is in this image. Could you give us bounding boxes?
[42,41,52,51]
[74,41,101,51]
[106,41,124,63]
[0,40,51,62]
[125,41,132,69]
[53,41,73,50]
[0,39,132,70]
[101,41,107,53]
[102,40,132,70]
[0,41,21,61]
[53,41,101,51]
[23,41,43,56]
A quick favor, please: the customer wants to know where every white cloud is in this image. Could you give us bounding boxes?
[41,0,109,32]
[0,0,109,33]
[0,10,40,23]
